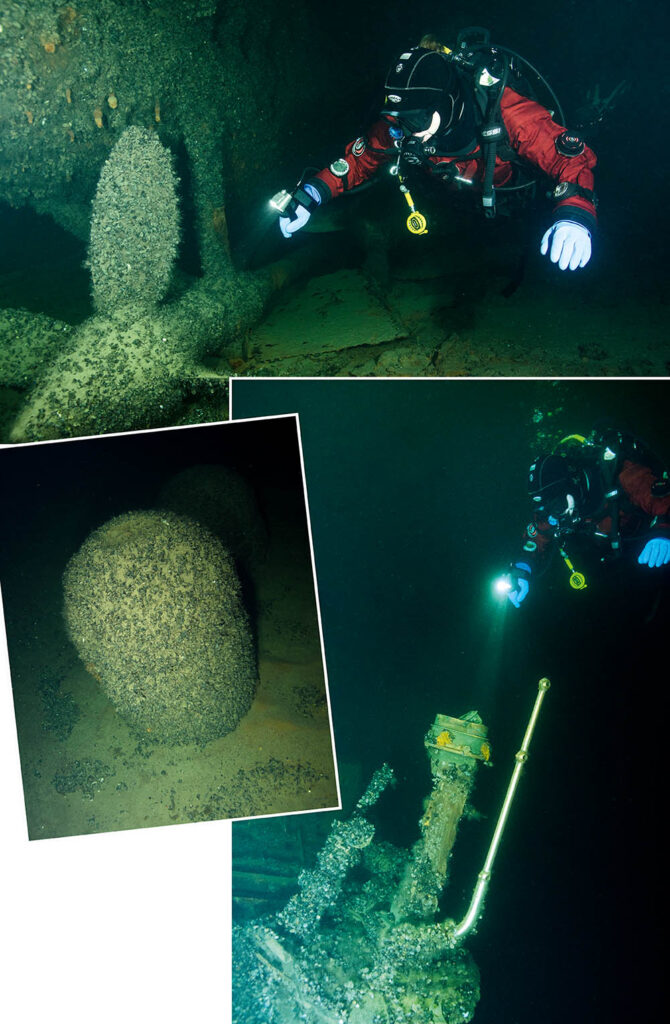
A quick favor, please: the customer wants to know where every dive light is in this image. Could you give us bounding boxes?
[493,573,512,597]
[269,189,293,214]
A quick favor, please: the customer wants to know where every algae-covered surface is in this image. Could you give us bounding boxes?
[240,217,668,378]
[0,419,338,840]
[252,269,409,361]
[3,206,665,447]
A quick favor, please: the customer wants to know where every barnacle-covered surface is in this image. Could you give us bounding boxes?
[0,0,310,264]
[157,464,269,577]
[233,763,481,1024]
[0,0,345,440]
[1,420,337,838]
[88,126,180,313]
[63,509,258,745]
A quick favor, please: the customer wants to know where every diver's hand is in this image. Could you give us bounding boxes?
[279,205,311,238]
[638,536,670,567]
[278,182,322,239]
[508,562,532,608]
[508,579,529,608]
[540,220,592,270]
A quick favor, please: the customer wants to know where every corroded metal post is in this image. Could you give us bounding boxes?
[391,711,491,923]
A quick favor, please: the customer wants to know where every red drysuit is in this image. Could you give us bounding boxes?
[519,460,670,574]
[309,87,597,231]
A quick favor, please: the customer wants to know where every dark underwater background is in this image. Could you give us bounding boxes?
[231,377,666,1024]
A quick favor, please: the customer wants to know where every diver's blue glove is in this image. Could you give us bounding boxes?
[279,183,322,238]
[540,220,592,270]
[638,536,670,568]
[508,562,532,609]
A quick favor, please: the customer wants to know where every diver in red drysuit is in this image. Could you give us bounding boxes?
[277,40,597,271]
[503,436,670,608]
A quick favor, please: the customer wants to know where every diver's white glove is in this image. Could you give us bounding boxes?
[279,182,322,238]
[279,205,311,237]
[540,220,592,271]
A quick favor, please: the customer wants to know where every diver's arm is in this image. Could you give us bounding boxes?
[615,459,670,567]
[502,517,555,607]
[276,122,396,236]
[311,120,397,199]
[500,87,597,233]
[618,460,670,531]
[516,517,556,575]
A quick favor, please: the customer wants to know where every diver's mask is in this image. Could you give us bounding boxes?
[529,454,587,528]
[542,494,582,533]
[382,109,442,141]
[382,111,443,170]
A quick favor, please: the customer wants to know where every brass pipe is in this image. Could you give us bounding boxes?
[453,677,551,940]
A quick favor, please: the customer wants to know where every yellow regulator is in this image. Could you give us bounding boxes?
[400,182,428,235]
[559,547,588,590]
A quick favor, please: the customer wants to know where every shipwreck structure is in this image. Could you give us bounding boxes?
[232,679,550,1023]
[0,0,353,441]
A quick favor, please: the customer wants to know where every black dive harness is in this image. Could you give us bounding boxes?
[594,446,622,554]
[447,27,567,219]
[390,27,595,224]
[474,53,511,218]
[546,447,623,561]
[541,457,619,592]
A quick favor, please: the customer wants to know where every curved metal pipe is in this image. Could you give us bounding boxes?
[453,677,551,940]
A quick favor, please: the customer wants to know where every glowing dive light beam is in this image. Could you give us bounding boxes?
[493,574,512,597]
[472,578,510,702]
